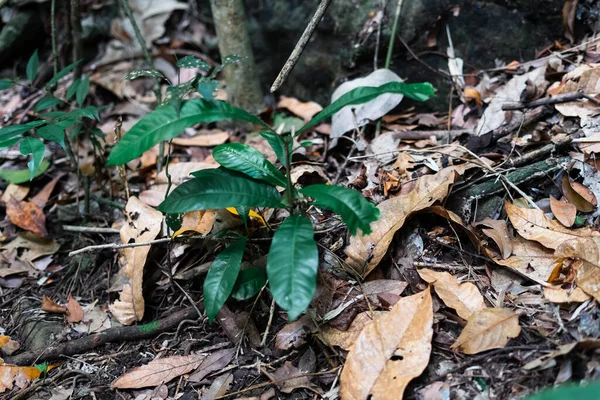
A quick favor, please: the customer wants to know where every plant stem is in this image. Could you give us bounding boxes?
[385,0,404,69]
[51,0,58,77]
[70,0,83,79]
[283,135,294,215]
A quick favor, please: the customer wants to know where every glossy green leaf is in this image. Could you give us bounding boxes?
[299,81,435,134]
[35,96,63,113]
[231,268,267,300]
[0,160,50,184]
[0,121,46,149]
[300,184,380,235]
[36,120,76,149]
[66,78,81,100]
[158,168,283,214]
[177,55,210,70]
[107,99,270,166]
[204,237,247,322]
[26,50,39,83]
[19,137,45,180]
[210,54,243,79]
[273,113,303,134]
[124,69,165,81]
[0,79,13,90]
[45,61,82,89]
[213,143,287,187]
[76,74,90,106]
[267,215,318,321]
[259,131,291,168]
[526,382,600,400]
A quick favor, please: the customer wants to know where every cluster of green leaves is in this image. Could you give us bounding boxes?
[526,381,600,400]
[0,50,99,183]
[107,67,435,321]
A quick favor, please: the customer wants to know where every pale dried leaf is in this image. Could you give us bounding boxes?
[156,162,217,184]
[74,302,112,334]
[473,218,512,259]
[41,295,67,314]
[172,210,215,238]
[418,269,486,320]
[268,362,320,394]
[562,175,596,213]
[494,234,556,284]
[523,339,600,370]
[0,363,42,393]
[550,196,576,227]
[275,315,317,350]
[66,295,84,323]
[0,232,60,262]
[277,96,323,122]
[109,284,138,325]
[1,184,29,203]
[340,289,433,400]
[320,311,386,350]
[555,237,600,300]
[555,65,600,119]
[188,348,235,382]
[543,286,591,303]
[345,168,459,276]
[451,308,520,354]
[112,353,207,389]
[172,130,229,147]
[200,372,233,400]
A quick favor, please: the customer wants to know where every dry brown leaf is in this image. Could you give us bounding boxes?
[66,295,84,323]
[451,308,520,354]
[554,65,600,118]
[41,295,67,314]
[268,361,320,394]
[172,210,216,238]
[417,269,486,320]
[172,129,229,147]
[562,175,597,212]
[109,283,138,325]
[31,174,63,209]
[188,348,235,383]
[523,339,600,371]
[0,232,60,263]
[340,288,433,400]
[200,372,234,400]
[275,315,317,350]
[74,302,112,334]
[112,353,207,389]
[550,196,576,227]
[494,234,556,285]
[473,218,513,259]
[6,198,47,236]
[543,286,591,303]
[156,162,217,184]
[505,200,597,250]
[0,362,42,393]
[563,0,578,43]
[277,96,323,122]
[112,197,163,322]
[555,237,600,300]
[320,311,386,350]
[345,168,460,276]
[0,184,29,203]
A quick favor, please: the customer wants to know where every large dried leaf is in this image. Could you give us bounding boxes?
[543,286,590,303]
[0,232,60,262]
[561,175,597,213]
[549,196,576,228]
[6,198,47,236]
[473,218,512,259]
[0,362,42,393]
[277,96,323,122]
[320,311,386,350]
[555,237,600,300]
[171,129,229,147]
[451,308,520,354]
[418,269,486,320]
[340,288,433,400]
[494,234,556,284]
[172,210,215,238]
[505,201,597,250]
[188,348,235,383]
[345,168,459,276]
[112,353,207,389]
[200,372,233,400]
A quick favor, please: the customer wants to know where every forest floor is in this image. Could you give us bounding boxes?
[1,2,600,400]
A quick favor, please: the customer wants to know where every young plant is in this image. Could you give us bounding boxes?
[0,50,98,183]
[106,77,435,321]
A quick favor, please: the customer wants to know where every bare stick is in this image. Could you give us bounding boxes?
[69,238,172,256]
[270,0,332,92]
[63,225,120,234]
[502,90,585,110]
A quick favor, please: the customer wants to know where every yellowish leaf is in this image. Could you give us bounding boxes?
[320,311,386,350]
[549,196,576,227]
[494,234,556,284]
[226,207,266,226]
[340,288,433,400]
[451,308,520,354]
[171,129,229,147]
[0,363,42,393]
[172,210,216,238]
[561,175,597,213]
[418,269,486,320]
[543,286,590,303]
[555,237,600,300]
[277,96,323,122]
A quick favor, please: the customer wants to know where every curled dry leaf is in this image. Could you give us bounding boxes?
[522,339,600,371]
[561,175,597,213]
[66,295,84,323]
[505,200,598,250]
[549,196,576,228]
[277,96,323,122]
[340,288,433,400]
[112,353,207,389]
[345,168,459,276]
[109,283,138,325]
[6,198,47,236]
[451,308,520,354]
[320,311,386,350]
[494,234,555,285]
[41,295,67,314]
[172,210,216,238]
[555,237,600,300]
[473,218,513,259]
[418,269,486,320]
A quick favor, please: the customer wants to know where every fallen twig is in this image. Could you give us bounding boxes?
[391,129,472,141]
[62,225,120,234]
[502,90,585,110]
[6,306,202,365]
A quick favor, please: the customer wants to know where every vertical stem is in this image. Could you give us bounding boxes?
[283,135,294,215]
[70,0,83,79]
[50,0,58,77]
[385,0,404,69]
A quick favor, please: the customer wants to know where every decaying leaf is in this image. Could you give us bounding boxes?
[66,295,84,323]
[418,269,486,320]
[549,196,576,228]
[109,283,138,325]
[6,198,47,236]
[171,129,230,147]
[267,361,320,394]
[275,315,317,350]
[112,353,207,389]
[200,372,234,400]
[0,232,60,263]
[320,311,386,350]
[41,295,67,314]
[543,286,590,303]
[505,200,597,250]
[523,339,600,371]
[473,218,513,259]
[340,288,433,399]
[277,96,323,122]
[494,234,556,284]
[172,210,216,238]
[451,308,521,354]
[1,184,29,203]
[561,175,597,213]
[110,197,163,323]
[188,348,235,383]
[345,168,459,276]
[555,237,600,300]
[0,362,42,393]
[73,301,112,334]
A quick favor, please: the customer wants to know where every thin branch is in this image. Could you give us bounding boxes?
[385,0,404,68]
[270,0,332,92]
[502,89,586,110]
[62,225,120,234]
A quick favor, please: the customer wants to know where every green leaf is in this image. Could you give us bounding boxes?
[273,113,304,134]
[0,79,13,90]
[231,268,267,300]
[107,98,270,166]
[177,55,210,70]
[124,69,165,81]
[66,78,81,100]
[76,74,90,106]
[213,143,287,187]
[526,382,600,400]
[26,49,39,83]
[300,185,380,235]
[36,120,76,148]
[0,121,46,149]
[0,160,50,184]
[46,60,82,89]
[210,54,243,79]
[158,168,283,214]
[299,81,436,134]
[204,237,247,322]
[35,96,64,113]
[198,79,219,101]
[267,215,318,321]
[259,131,291,168]
[19,137,45,180]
